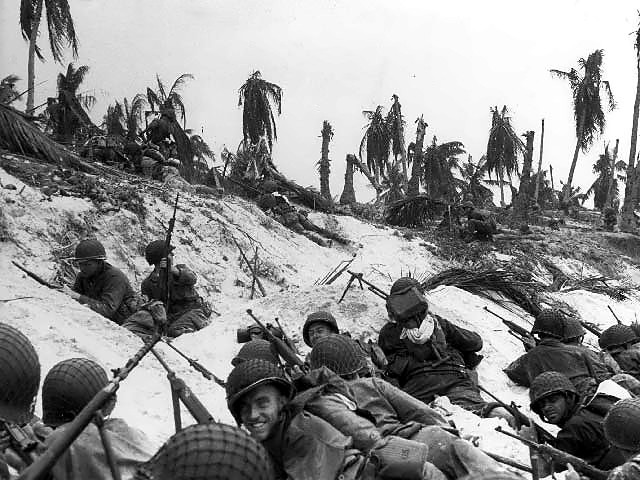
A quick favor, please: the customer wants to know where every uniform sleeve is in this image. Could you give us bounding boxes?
[555,416,605,466]
[374,378,448,426]
[173,264,197,286]
[77,274,127,319]
[503,354,530,386]
[72,275,82,294]
[439,318,483,352]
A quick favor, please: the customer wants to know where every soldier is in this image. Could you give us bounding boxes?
[41,357,154,479]
[303,311,387,372]
[232,339,280,367]
[461,201,496,241]
[303,334,508,480]
[378,278,509,423]
[599,325,640,381]
[603,398,640,480]
[226,359,380,479]
[123,240,211,337]
[257,180,349,247]
[0,323,50,477]
[528,371,627,471]
[504,309,611,398]
[134,423,275,480]
[562,317,621,376]
[62,239,140,325]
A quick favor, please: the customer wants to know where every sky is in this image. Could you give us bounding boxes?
[1,1,639,203]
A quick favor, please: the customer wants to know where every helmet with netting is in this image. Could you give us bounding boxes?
[0,323,40,423]
[226,359,293,422]
[529,371,577,416]
[531,309,565,339]
[604,398,640,451]
[140,423,275,480]
[562,317,586,342]
[308,334,367,377]
[73,239,107,261]
[231,340,279,367]
[599,324,638,350]
[390,277,420,295]
[42,357,111,427]
[145,240,169,266]
[302,311,339,346]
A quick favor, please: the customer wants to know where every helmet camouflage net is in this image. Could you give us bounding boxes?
[308,334,366,377]
[562,317,586,341]
[604,398,640,451]
[142,423,275,480]
[302,311,339,346]
[232,340,279,367]
[599,324,638,350]
[0,323,40,424]
[42,357,110,427]
[145,240,169,266]
[531,309,565,339]
[73,239,107,261]
[226,359,293,422]
[390,277,420,295]
[529,371,577,415]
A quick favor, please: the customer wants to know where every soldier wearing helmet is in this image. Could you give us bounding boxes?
[599,325,640,381]
[301,335,508,479]
[529,371,627,471]
[41,357,154,480]
[136,423,275,480]
[122,240,211,338]
[562,316,621,377]
[377,278,512,425]
[461,201,497,241]
[225,359,370,480]
[604,398,640,480]
[504,309,611,398]
[63,239,140,325]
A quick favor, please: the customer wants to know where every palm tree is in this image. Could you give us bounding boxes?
[0,75,22,105]
[387,94,408,184]
[123,95,147,141]
[317,120,333,200]
[513,130,536,219]
[422,136,465,202]
[146,73,193,128]
[407,115,427,197]
[551,50,615,203]
[458,155,493,206]
[19,0,78,113]
[49,63,96,143]
[360,106,391,186]
[339,154,357,205]
[238,71,282,152]
[486,106,524,206]
[585,141,626,210]
[103,101,125,137]
[621,17,640,232]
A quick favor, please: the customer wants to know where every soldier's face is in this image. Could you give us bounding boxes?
[308,323,334,347]
[75,260,102,277]
[239,384,287,441]
[539,393,569,424]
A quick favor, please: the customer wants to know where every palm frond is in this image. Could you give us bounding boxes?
[44,0,79,63]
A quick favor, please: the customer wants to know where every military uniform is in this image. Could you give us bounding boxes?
[603,398,640,480]
[600,325,640,381]
[73,262,140,325]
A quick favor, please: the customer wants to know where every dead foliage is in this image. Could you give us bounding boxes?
[385,195,446,228]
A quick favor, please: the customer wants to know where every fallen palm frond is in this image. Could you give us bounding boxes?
[422,267,544,316]
[560,276,635,301]
[385,194,446,227]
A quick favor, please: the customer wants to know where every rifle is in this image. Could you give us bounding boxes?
[608,305,622,325]
[558,309,602,337]
[150,348,216,432]
[17,334,161,480]
[11,262,61,290]
[163,194,180,317]
[273,317,299,355]
[477,384,555,444]
[1,423,41,466]
[339,271,388,303]
[484,306,536,351]
[246,309,305,368]
[162,339,226,387]
[495,426,610,480]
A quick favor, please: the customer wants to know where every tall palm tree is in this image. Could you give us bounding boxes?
[458,155,493,205]
[407,115,427,197]
[513,130,536,219]
[551,50,615,203]
[238,71,282,152]
[317,120,333,200]
[49,63,96,143]
[621,17,640,232]
[146,73,193,128]
[339,154,357,205]
[387,94,408,184]
[422,136,465,202]
[0,75,22,105]
[19,0,78,113]
[360,106,391,185]
[486,106,524,206]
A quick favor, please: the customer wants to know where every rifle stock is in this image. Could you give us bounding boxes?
[17,334,160,480]
[246,309,304,368]
[495,426,609,480]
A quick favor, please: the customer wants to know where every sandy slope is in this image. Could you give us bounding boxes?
[1,165,638,473]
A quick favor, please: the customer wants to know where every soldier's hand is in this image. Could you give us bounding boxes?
[61,285,80,301]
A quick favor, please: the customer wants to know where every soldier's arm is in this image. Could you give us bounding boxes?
[72,275,82,294]
[439,317,483,352]
[373,377,448,426]
[77,275,127,319]
[554,421,604,470]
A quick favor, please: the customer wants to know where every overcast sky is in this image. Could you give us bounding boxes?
[2,1,639,203]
